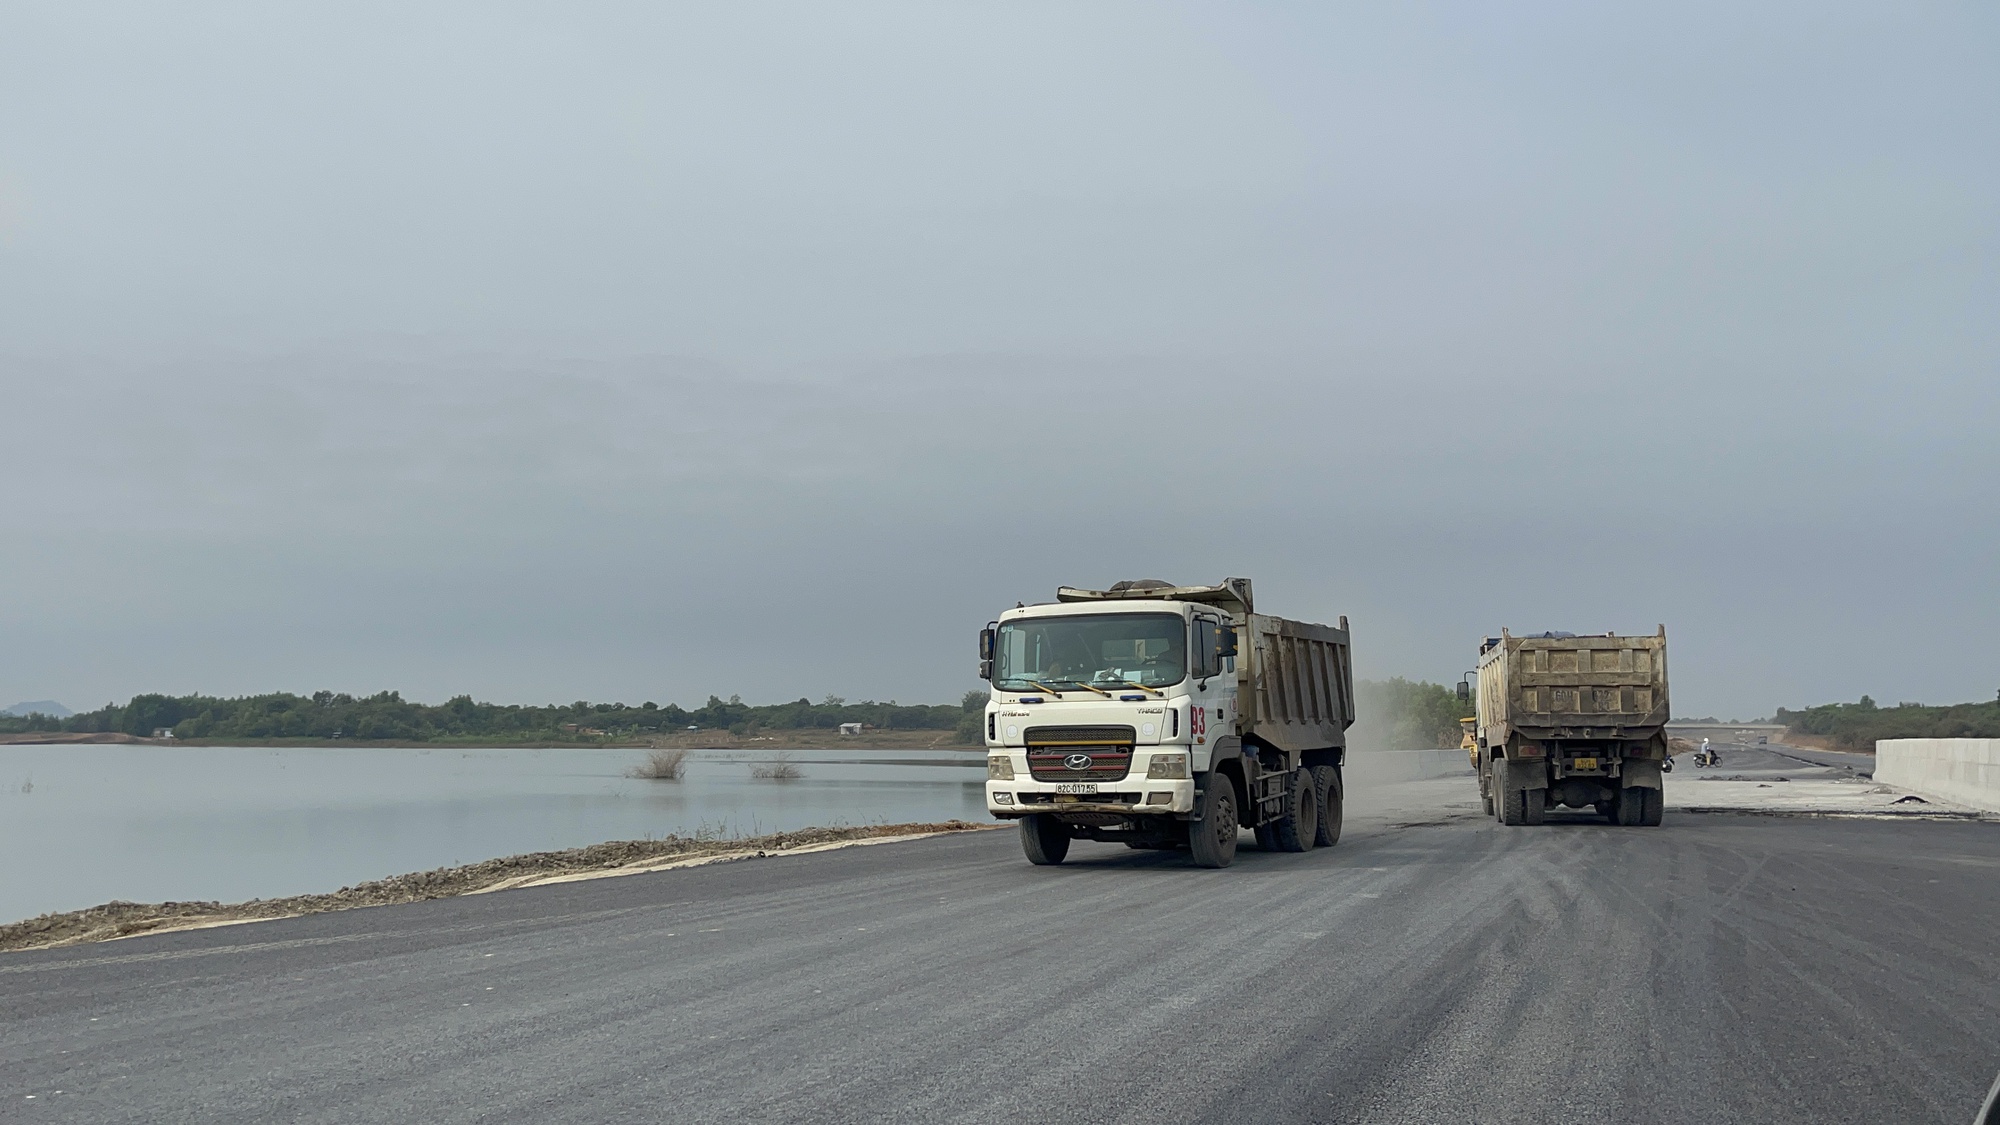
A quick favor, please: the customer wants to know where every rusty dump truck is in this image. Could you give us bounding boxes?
[978,578,1354,868]
[1469,627,1671,826]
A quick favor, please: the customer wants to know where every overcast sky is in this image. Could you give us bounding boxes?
[2,2,1995,719]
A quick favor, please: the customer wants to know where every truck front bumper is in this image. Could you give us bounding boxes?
[985,777,1195,819]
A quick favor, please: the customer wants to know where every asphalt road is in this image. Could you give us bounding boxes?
[6,779,1999,1124]
[1704,737,1879,776]
[1677,743,1876,781]
[1766,744,1878,774]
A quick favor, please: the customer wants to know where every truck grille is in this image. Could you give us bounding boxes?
[1025,725,1136,782]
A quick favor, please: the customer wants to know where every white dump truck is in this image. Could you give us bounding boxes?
[978,578,1354,868]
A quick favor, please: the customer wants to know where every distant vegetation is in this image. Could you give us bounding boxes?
[0,690,988,744]
[2,680,1491,751]
[1352,678,1475,751]
[1776,695,2000,750]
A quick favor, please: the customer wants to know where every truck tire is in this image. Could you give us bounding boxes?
[1019,814,1070,865]
[1640,786,1664,827]
[1496,759,1525,826]
[1273,769,1317,852]
[1188,777,1239,869]
[1522,785,1547,826]
[1614,785,1645,826]
[1312,765,1344,847]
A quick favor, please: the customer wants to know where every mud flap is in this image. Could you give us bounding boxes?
[1621,758,1664,791]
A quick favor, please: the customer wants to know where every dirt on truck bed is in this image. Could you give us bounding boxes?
[0,820,998,954]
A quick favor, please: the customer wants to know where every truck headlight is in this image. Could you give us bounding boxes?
[988,754,1015,780]
[1146,753,1189,780]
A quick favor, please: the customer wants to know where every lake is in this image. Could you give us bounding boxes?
[0,743,987,925]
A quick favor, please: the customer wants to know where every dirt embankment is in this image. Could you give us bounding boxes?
[0,820,997,955]
[1770,731,1858,753]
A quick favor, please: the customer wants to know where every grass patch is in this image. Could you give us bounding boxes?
[750,752,803,781]
[628,747,688,780]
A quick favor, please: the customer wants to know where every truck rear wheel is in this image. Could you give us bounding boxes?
[1273,769,1317,852]
[1312,765,1344,847]
[1522,785,1547,825]
[1188,778,1238,869]
[1496,759,1525,825]
[1614,785,1645,826]
[1640,786,1664,827]
[1020,814,1070,865]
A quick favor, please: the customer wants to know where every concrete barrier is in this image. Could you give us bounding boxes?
[1345,749,1474,785]
[1875,739,2000,813]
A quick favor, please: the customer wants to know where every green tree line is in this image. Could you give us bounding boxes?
[0,690,987,744]
[1352,678,1475,750]
[1776,694,2000,750]
[2,678,1484,748]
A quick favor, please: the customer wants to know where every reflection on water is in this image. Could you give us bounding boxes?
[0,745,987,924]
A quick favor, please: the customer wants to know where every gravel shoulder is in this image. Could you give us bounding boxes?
[0,821,997,954]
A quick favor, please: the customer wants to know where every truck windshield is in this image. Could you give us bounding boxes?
[994,613,1186,690]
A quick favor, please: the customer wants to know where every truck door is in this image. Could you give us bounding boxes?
[1190,614,1238,760]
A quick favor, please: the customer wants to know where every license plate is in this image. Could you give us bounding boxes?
[1054,783,1099,795]
[1573,757,1599,770]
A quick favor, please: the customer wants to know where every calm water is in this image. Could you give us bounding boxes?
[0,744,987,924]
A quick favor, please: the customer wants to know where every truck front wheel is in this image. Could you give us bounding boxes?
[1020,814,1071,865]
[1188,779,1239,869]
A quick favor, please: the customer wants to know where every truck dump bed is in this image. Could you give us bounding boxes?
[1477,628,1669,744]
[1241,613,1354,755]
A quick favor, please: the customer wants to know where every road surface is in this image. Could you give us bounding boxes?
[5,773,1999,1123]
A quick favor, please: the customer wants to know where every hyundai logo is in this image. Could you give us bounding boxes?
[1063,753,1093,771]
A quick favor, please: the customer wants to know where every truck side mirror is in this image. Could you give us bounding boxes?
[1456,680,1470,701]
[978,627,995,681]
[1218,625,1237,659]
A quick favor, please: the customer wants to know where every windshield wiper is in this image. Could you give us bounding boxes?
[1015,680,1066,697]
[1104,679,1164,697]
[1049,679,1112,697]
